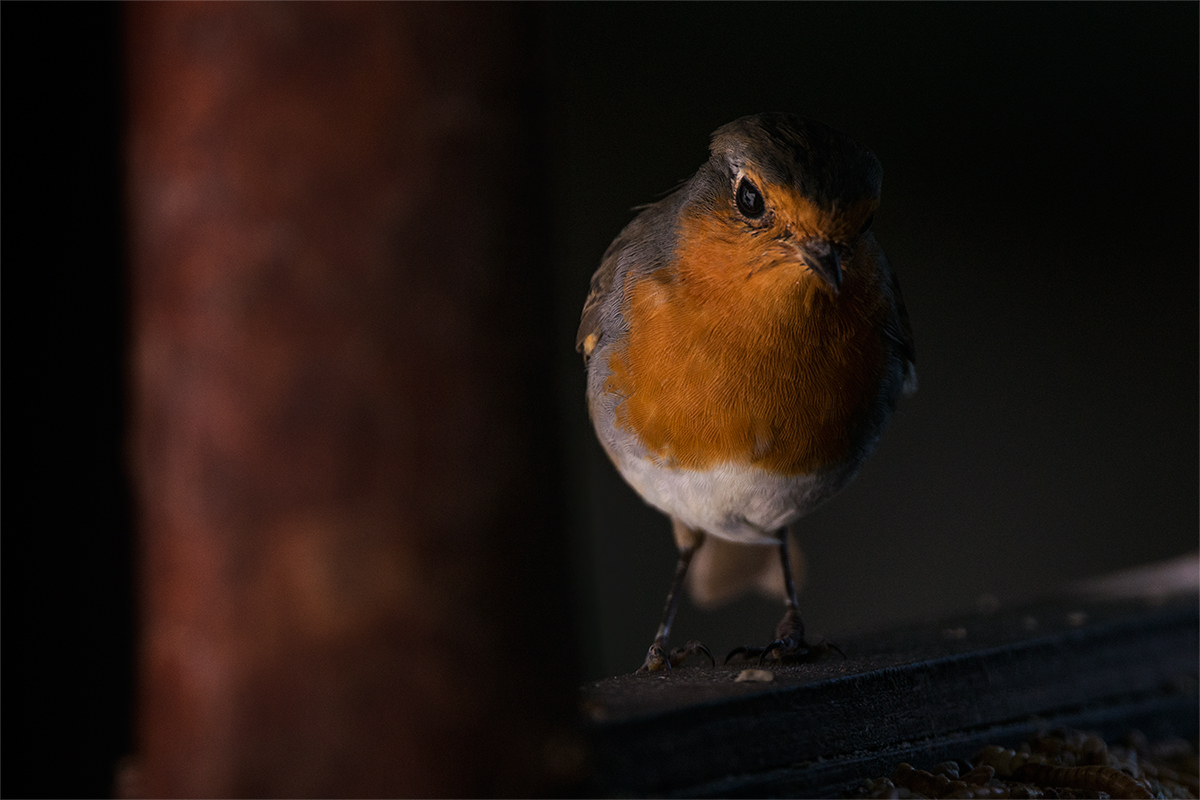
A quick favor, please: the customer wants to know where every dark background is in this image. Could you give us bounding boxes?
[3,5,134,799]
[3,3,1196,797]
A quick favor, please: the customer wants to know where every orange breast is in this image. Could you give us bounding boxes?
[604,213,891,475]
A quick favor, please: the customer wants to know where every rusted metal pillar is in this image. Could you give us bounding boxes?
[126,3,579,796]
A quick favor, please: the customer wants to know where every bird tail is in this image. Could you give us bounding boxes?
[683,528,806,609]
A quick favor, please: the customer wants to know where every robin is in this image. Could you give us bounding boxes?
[577,113,916,673]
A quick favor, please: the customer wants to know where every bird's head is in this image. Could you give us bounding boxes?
[678,113,882,297]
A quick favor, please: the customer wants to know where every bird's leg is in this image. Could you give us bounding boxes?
[761,530,810,660]
[638,524,715,673]
[726,528,844,665]
[636,543,694,672]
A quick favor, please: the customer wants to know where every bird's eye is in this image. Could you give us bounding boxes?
[735,177,766,219]
[859,213,875,235]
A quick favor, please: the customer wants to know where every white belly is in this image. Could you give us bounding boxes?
[612,454,857,545]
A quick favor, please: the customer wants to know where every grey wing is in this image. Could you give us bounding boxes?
[868,239,916,396]
[577,193,683,364]
[575,234,625,363]
[882,253,917,396]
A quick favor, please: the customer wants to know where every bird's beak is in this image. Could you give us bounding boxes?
[797,239,842,293]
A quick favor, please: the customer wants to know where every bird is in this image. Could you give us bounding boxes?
[576,112,916,673]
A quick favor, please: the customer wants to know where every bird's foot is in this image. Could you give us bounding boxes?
[724,608,845,665]
[724,637,844,665]
[637,639,715,673]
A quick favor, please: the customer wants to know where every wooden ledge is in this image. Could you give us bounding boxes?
[582,555,1199,797]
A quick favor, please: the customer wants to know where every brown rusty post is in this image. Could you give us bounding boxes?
[126,3,579,796]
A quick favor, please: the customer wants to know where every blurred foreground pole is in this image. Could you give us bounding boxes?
[127,4,579,796]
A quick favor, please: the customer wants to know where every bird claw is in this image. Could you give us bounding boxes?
[760,639,790,664]
[637,644,670,673]
[726,605,846,665]
[724,645,764,664]
[637,639,715,673]
[724,636,845,665]
[670,639,716,668]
